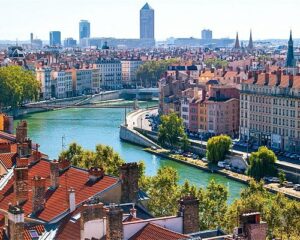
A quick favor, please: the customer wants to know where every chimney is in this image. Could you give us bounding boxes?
[80,201,105,240]
[17,142,32,158]
[289,74,294,88]
[88,167,104,182]
[178,196,200,234]
[119,163,139,203]
[7,204,24,240]
[58,157,70,173]
[253,72,258,84]
[276,69,282,86]
[130,205,137,218]
[50,160,59,189]
[106,204,124,240]
[264,73,269,85]
[237,212,267,240]
[16,121,27,144]
[16,158,28,168]
[31,144,41,165]
[32,176,46,214]
[14,166,29,205]
[68,188,76,212]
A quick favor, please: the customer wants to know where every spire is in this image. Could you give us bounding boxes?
[248,29,254,50]
[234,32,240,49]
[286,30,295,67]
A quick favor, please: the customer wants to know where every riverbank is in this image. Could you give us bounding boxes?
[122,107,300,201]
[145,148,300,201]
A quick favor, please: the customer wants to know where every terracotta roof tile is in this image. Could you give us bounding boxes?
[24,224,45,240]
[0,153,17,169]
[129,223,188,240]
[0,159,119,222]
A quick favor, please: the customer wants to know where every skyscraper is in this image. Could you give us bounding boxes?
[49,31,61,46]
[201,29,212,40]
[286,30,295,68]
[79,20,90,40]
[140,3,154,40]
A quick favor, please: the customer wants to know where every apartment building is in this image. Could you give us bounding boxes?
[121,59,143,87]
[240,71,300,152]
[91,68,101,93]
[71,68,92,95]
[36,67,51,100]
[51,70,73,98]
[94,59,122,90]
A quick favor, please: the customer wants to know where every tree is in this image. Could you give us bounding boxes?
[204,58,228,69]
[278,170,286,186]
[60,143,125,176]
[197,179,229,230]
[136,59,179,87]
[158,112,189,149]
[206,135,232,164]
[0,66,39,110]
[145,166,181,217]
[247,146,277,180]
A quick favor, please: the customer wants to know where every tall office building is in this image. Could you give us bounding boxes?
[201,29,213,40]
[79,20,90,40]
[49,31,61,46]
[140,3,154,39]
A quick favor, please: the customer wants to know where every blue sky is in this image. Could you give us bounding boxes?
[1,0,299,41]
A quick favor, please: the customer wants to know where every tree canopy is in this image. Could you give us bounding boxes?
[247,146,277,180]
[206,135,232,163]
[0,66,39,110]
[158,112,189,149]
[59,142,125,176]
[136,59,179,87]
[204,58,228,69]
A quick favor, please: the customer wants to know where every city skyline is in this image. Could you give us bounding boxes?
[1,0,300,41]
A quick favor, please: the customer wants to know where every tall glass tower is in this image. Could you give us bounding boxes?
[79,20,90,40]
[140,3,154,40]
[49,31,61,46]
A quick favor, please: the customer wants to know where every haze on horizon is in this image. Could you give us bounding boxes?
[1,0,299,41]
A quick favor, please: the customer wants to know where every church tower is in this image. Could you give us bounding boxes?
[248,30,254,50]
[234,32,240,49]
[286,30,295,68]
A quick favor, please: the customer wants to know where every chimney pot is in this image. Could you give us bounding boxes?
[32,176,46,214]
[68,188,76,212]
[8,204,24,240]
[58,157,70,173]
[50,160,59,189]
[88,167,104,182]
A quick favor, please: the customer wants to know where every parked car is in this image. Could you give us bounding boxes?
[218,161,226,168]
[293,184,300,191]
[202,157,208,162]
[192,154,198,159]
[151,146,157,150]
[283,181,294,188]
[224,164,231,170]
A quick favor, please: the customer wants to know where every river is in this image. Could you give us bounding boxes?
[15,101,245,203]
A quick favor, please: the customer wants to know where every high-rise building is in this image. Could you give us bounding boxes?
[140,3,154,40]
[49,31,61,46]
[64,38,77,48]
[201,29,212,40]
[79,20,90,40]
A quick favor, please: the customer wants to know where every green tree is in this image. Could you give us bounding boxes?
[145,166,181,217]
[247,146,277,180]
[136,59,179,87]
[204,58,228,69]
[197,179,229,230]
[206,135,232,164]
[158,112,189,149]
[0,65,39,110]
[60,143,125,176]
[278,170,286,186]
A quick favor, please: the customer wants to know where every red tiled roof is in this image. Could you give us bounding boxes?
[129,223,188,240]
[0,153,17,169]
[0,159,119,222]
[24,224,45,240]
